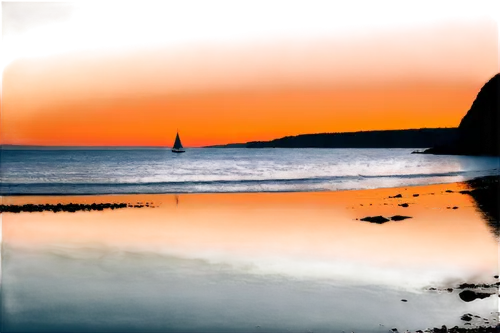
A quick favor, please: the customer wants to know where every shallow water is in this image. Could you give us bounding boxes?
[1,186,498,332]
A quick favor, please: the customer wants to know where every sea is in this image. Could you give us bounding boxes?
[1,147,499,332]
[1,148,499,195]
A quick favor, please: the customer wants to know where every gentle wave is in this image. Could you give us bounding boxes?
[0,169,492,186]
[2,149,499,195]
[1,169,497,195]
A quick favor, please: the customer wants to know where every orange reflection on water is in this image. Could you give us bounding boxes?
[2,182,497,286]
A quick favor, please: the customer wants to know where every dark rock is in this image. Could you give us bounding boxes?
[401,299,408,302]
[390,215,412,221]
[495,275,499,279]
[461,314,473,321]
[423,74,500,156]
[457,282,496,289]
[413,194,420,197]
[476,293,493,299]
[390,194,403,198]
[398,203,409,208]
[447,288,453,292]
[452,206,459,209]
[360,216,390,224]
[446,190,454,193]
[0,202,132,213]
[458,290,477,303]
[459,290,493,302]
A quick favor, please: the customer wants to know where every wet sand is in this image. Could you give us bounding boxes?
[1,178,499,332]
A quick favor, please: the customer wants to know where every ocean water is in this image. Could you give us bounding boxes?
[1,148,499,195]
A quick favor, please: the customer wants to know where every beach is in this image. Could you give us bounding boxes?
[3,1,500,330]
[1,177,498,332]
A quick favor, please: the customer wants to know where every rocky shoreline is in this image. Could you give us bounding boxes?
[353,175,500,332]
[411,325,499,333]
[416,275,500,332]
[0,202,156,213]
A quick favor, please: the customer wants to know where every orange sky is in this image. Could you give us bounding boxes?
[1,2,498,147]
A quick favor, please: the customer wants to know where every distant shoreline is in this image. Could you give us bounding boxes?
[205,128,457,148]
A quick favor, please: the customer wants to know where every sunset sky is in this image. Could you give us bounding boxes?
[1,1,499,147]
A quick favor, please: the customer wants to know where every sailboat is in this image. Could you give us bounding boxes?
[172,131,185,153]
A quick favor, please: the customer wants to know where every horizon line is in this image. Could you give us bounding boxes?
[1,126,457,149]
[1,145,174,149]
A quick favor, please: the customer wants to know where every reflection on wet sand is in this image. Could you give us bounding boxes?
[464,176,499,236]
[3,182,497,285]
[1,180,498,332]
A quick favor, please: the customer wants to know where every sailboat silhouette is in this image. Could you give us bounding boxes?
[172,131,185,153]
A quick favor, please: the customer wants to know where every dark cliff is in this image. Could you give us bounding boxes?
[424,74,500,156]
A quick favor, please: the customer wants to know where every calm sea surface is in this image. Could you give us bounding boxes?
[1,148,499,194]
